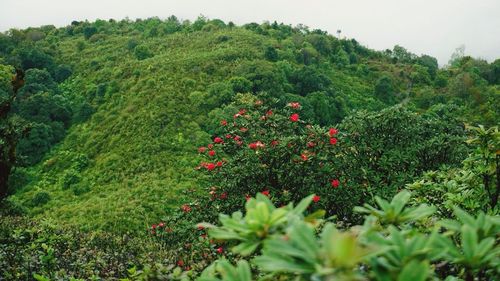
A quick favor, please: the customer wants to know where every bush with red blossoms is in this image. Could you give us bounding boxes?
[195,99,359,219]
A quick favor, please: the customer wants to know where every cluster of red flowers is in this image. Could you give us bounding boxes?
[199,161,223,171]
[249,141,265,150]
[331,179,340,188]
[329,127,338,145]
[150,222,173,235]
[290,113,299,122]
[209,186,228,201]
[181,204,192,213]
[233,109,247,119]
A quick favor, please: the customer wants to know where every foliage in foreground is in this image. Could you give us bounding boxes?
[199,192,500,281]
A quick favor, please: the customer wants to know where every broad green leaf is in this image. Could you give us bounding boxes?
[397,260,429,281]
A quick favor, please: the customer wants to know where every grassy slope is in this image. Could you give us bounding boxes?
[11,29,267,232]
[10,27,392,232]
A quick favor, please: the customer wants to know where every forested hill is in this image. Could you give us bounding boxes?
[1,16,498,232]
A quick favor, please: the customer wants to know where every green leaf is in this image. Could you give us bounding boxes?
[236,260,252,281]
[293,194,314,214]
[391,190,411,215]
[232,241,260,256]
[397,260,429,281]
[461,224,478,261]
[453,207,476,226]
[208,228,243,241]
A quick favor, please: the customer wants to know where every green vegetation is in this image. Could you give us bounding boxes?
[0,16,498,280]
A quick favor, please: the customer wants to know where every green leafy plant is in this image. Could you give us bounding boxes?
[436,207,500,280]
[199,260,252,281]
[201,193,321,256]
[254,222,372,281]
[354,190,436,227]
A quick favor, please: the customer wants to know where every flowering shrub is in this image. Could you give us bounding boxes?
[196,100,358,220]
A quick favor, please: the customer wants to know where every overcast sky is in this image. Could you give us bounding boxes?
[1,0,499,65]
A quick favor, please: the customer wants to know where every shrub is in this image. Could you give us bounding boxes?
[200,192,500,281]
[195,99,352,219]
[134,45,153,60]
[32,191,51,206]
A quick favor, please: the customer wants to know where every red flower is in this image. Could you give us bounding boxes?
[208,144,214,149]
[206,163,216,171]
[220,192,227,199]
[216,247,224,254]
[239,127,248,132]
[177,260,184,267]
[329,137,337,145]
[181,204,192,213]
[198,147,207,153]
[307,141,315,148]
[301,154,308,161]
[266,110,273,116]
[158,222,165,228]
[270,140,279,146]
[331,179,340,188]
[216,161,223,167]
[261,190,270,197]
[151,224,157,229]
[208,150,216,157]
[225,134,232,139]
[221,120,227,126]
[245,194,251,201]
[313,195,320,203]
[198,225,205,230]
[288,102,301,109]
[249,141,265,150]
[233,135,241,141]
[329,128,338,136]
[214,137,223,144]
[290,113,299,122]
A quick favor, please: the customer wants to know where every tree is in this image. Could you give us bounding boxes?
[133,45,153,60]
[374,75,395,103]
[54,64,72,82]
[289,66,332,95]
[264,46,278,62]
[417,55,439,79]
[337,105,467,200]
[15,47,55,71]
[0,64,30,199]
[83,26,97,40]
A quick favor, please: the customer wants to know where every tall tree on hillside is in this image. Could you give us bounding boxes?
[0,64,30,199]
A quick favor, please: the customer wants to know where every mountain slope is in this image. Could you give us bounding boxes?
[3,18,498,232]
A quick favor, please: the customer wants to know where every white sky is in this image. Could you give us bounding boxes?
[1,0,499,65]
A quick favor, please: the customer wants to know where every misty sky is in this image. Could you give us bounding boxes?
[1,0,499,65]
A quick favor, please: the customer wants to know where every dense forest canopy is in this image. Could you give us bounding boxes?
[0,16,498,280]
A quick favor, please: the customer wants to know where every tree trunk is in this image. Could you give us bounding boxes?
[494,154,499,208]
[0,161,12,200]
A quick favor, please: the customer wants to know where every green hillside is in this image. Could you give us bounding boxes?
[0,17,499,280]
